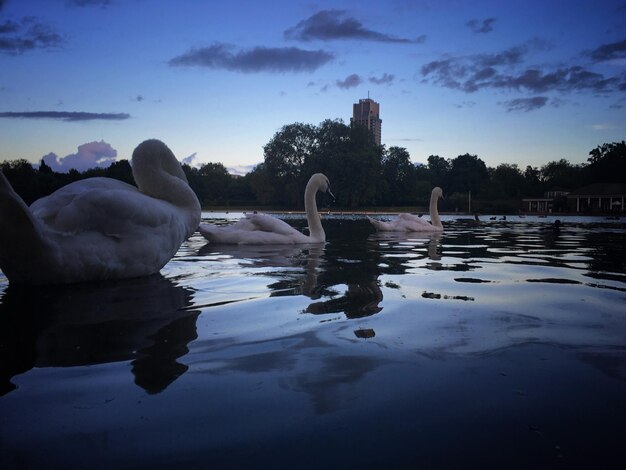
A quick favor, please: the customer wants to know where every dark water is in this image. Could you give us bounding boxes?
[1,214,625,469]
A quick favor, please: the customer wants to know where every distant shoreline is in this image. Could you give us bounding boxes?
[201,208,620,217]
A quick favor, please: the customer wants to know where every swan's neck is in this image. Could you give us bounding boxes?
[304,180,324,242]
[131,141,201,235]
[429,192,442,229]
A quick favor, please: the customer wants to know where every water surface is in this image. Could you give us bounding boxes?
[1,214,625,468]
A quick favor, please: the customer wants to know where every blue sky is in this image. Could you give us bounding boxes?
[1,0,625,174]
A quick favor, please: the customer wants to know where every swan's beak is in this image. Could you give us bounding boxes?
[327,189,336,201]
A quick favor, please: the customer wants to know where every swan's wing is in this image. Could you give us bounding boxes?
[397,213,422,221]
[31,178,140,231]
[199,222,309,244]
[243,213,301,236]
[368,215,439,232]
[368,216,397,232]
[31,178,186,240]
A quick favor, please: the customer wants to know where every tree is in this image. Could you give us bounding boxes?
[523,165,543,197]
[263,123,317,206]
[426,155,450,187]
[540,159,583,189]
[447,153,489,195]
[380,146,416,205]
[585,141,626,184]
[487,163,525,198]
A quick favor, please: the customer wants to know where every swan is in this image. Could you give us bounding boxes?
[0,139,201,285]
[368,186,444,232]
[199,173,333,244]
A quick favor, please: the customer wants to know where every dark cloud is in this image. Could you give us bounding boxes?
[369,73,395,85]
[421,44,622,94]
[0,111,130,121]
[66,0,112,6]
[502,97,549,112]
[0,17,63,54]
[42,140,118,173]
[135,95,144,102]
[285,10,414,43]
[466,18,496,34]
[588,38,626,62]
[336,74,362,89]
[169,43,333,73]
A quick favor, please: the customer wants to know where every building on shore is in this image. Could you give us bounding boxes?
[566,183,626,213]
[521,184,626,214]
[350,98,382,146]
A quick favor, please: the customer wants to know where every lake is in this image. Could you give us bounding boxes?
[1,213,625,469]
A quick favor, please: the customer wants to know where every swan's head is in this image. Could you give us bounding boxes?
[310,173,335,200]
[432,186,444,200]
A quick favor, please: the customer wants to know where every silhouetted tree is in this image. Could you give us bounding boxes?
[540,159,584,189]
[585,141,626,184]
[487,163,525,198]
[426,155,450,188]
[447,153,489,195]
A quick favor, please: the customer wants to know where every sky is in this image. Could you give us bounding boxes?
[1,0,625,175]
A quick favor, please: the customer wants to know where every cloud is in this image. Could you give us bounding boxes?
[285,10,414,43]
[369,73,395,85]
[41,140,118,173]
[169,43,333,73]
[227,164,257,176]
[421,44,623,94]
[0,17,63,54]
[588,38,626,62]
[386,138,424,142]
[591,123,618,130]
[66,0,112,6]
[0,111,130,121]
[182,152,198,167]
[501,96,549,112]
[466,18,496,34]
[454,101,477,108]
[336,73,362,89]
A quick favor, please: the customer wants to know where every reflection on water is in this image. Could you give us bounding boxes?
[0,275,199,396]
[1,214,625,468]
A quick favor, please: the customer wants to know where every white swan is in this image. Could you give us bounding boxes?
[368,186,444,232]
[0,139,201,285]
[199,173,333,244]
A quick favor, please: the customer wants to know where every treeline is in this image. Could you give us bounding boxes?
[2,119,624,212]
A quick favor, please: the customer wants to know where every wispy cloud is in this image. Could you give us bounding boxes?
[182,152,198,167]
[501,96,549,112]
[336,74,362,89]
[285,10,415,43]
[0,17,63,54]
[466,18,496,34]
[588,38,626,62]
[386,137,424,142]
[169,43,333,73]
[41,140,118,173]
[421,43,623,94]
[369,73,395,85]
[66,0,112,7]
[0,111,130,121]
[228,163,257,176]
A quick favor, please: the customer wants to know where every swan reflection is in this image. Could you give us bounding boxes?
[0,275,200,396]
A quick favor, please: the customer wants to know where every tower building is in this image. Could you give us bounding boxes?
[350,98,382,146]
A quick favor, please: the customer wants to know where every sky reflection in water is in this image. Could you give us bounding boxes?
[0,214,625,468]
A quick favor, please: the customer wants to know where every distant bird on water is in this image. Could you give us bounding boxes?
[199,173,334,244]
[368,187,444,232]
